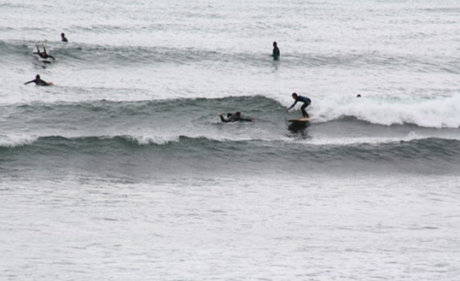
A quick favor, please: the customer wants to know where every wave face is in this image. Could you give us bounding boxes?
[2,134,460,179]
[1,95,460,178]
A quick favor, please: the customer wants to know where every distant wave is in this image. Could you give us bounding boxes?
[1,134,460,165]
[4,39,458,75]
[0,39,269,69]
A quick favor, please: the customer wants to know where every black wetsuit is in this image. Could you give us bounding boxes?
[24,78,50,86]
[288,95,311,117]
[273,46,280,59]
[220,113,252,122]
[34,46,55,60]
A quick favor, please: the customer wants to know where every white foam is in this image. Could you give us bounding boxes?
[312,92,460,128]
[123,133,257,146]
[0,134,39,147]
[307,133,422,146]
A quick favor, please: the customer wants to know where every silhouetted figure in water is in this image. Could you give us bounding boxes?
[24,74,53,86]
[61,33,68,42]
[272,41,280,60]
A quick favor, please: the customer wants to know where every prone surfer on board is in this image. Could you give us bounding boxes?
[286,93,311,118]
[33,44,55,60]
[24,74,53,86]
[219,112,254,122]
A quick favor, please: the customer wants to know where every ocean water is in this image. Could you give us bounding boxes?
[1,0,460,280]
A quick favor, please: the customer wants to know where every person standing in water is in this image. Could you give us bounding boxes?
[272,41,280,60]
[286,93,311,118]
[61,33,68,42]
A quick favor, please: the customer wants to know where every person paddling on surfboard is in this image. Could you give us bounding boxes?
[218,112,254,122]
[33,44,55,60]
[286,93,311,118]
[24,74,53,86]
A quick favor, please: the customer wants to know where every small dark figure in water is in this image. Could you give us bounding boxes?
[61,33,68,42]
[357,94,361,98]
[286,92,311,118]
[33,44,55,60]
[218,112,254,122]
[24,74,53,86]
[272,41,280,60]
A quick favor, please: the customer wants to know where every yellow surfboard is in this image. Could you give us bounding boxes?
[288,117,310,122]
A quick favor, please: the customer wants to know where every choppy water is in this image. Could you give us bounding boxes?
[1,0,460,280]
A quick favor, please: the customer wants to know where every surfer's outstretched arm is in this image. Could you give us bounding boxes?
[286,100,297,112]
[33,44,40,55]
[24,75,52,86]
